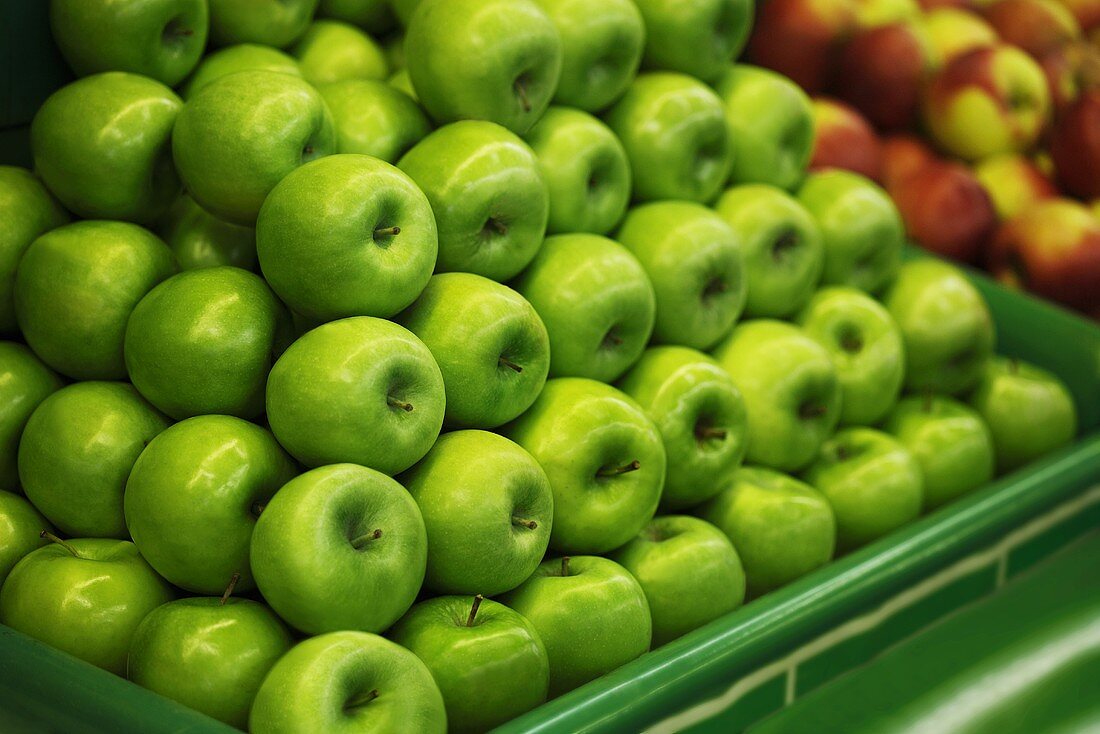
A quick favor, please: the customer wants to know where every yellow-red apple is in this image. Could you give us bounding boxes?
[881,134,939,188]
[835,22,931,129]
[809,97,884,180]
[747,0,858,94]
[1050,89,1100,199]
[889,160,997,262]
[921,8,997,68]
[984,0,1081,58]
[1039,42,1100,111]
[973,153,1059,219]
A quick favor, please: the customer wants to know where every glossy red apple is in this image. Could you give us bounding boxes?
[835,22,930,130]
[809,97,883,180]
[747,0,858,94]
[984,0,1081,58]
[890,160,997,262]
[1050,90,1100,199]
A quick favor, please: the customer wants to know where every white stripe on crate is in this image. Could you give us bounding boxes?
[646,485,1100,734]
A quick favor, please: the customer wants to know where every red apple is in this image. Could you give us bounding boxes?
[889,160,998,262]
[747,0,859,94]
[881,134,938,189]
[921,7,998,68]
[1055,0,1100,31]
[984,0,1081,59]
[974,153,1059,220]
[809,97,884,180]
[918,0,977,9]
[987,198,1100,311]
[1040,42,1100,111]
[834,22,931,130]
[1050,90,1100,199]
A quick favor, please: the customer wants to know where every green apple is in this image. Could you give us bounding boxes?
[714,320,840,472]
[534,0,645,111]
[697,467,835,595]
[0,343,63,492]
[604,72,734,203]
[389,595,550,734]
[251,464,426,634]
[0,493,51,586]
[0,537,173,675]
[714,184,824,318]
[257,154,436,321]
[883,259,995,395]
[124,415,297,594]
[124,266,293,420]
[389,68,417,99]
[318,0,395,33]
[616,201,746,349]
[500,555,651,697]
[398,120,547,281]
[803,427,924,550]
[157,194,257,271]
[634,0,754,82]
[50,0,209,86]
[715,64,815,190]
[208,0,319,48]
[795,287,905,426]
[0,167,69,335]
[318,79,431,163]
[524,107,631,235]
[391,0,421,25]
[969,357,1077,473]
[398,274,550,428]
[31,72,181,224]
[250,631,446,734]
[399,430,552,595]
[618,347,748,510]
[513,234,655,382]
[128,595,293,728]
[172,70,336,225]
[405,0,562,133]
[266,317,445,474]
[884,395,994,510]
[504,378,665,554]
[19,382,168,539]
[292,19,388,85]
[797,170,904,293]
[611,516,745,647]
[181,43,302,98]
[15,221,177,380]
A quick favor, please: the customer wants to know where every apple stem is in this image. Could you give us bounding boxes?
[465,594,484,627]
[561,556,571,577]
[602,331,624,348]
[351,529,383,550]
[499,356,524,373]
[597,460,640,477]
[514,78,532,113]
[374,226,401,238]
[303,145,314,157]
[39,530,79,557]
[799,403,827,420]
[251,501,266,517]
[388,396,414,412]
[345,689,380,710]
[220,572,241,606]
[695,426,727,441]
[512,516,538,530]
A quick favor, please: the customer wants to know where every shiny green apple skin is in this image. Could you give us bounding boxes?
[618,347,748,510]
[605,72,734,203]
[124,266,292,420]
[50,0,209,86]
[697,466,836,596]
[399,120,547,281]
[501,555,651,697]
[617,201,746,349]
[319,0,395,33]
[257,154,437,321]
[266,317,445,474]
[128,598,293,728]
[884,396,994,510]
[795,287,905,426]
[251,464,426,634]
[534,0,645,111]
[969,358,1077,473]
[803,428,924,550]
[399,430,552,595]
[504,378,665,554]
[292,19,388,85]
[157,194,257,271]
[250,631,447,734]
[15,221,177,380]
[635,0,753,82]
[391,0,422,25]
[0,538,173,675]
[524,107,631,235]
[513,234,655,383]
[389,596,550,734]
[797,170,904,294]
[0,493,52,586]
[398,274,550,428]
[405,0,562,134]
[19,382,168,539]
[611,515,745,647]
[319,79,431,163]
[172,70,336,226]
[389,68,417,99]
[883,259,995,396]
[714,184,824,318]
[207,0,319,48]
[31,72,181,224]
[124,415,297,594]
[181,43,302,98]
[716,65,815,190]
[714,320,841,472]
[0,167,69,334]
[0,343,63,492]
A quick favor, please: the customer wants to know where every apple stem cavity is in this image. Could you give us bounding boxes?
[351,529,383,550]
[345,689,380,712]
[514,78,532,113]
[922,391,934,412]
[1008,359,1020,375]
[388,396,414,412]
[499,356,524,373]
[251,501,266,518]
[512,516,538,530]
[597,460,641,477]
[220,572,241,605]
[799,402,827,420]
[602,329,624,349]
[772,230,800,261]
[465,594,485,627]
[39,530,79,557]
[373,226,401,239]
[695,425,727,441]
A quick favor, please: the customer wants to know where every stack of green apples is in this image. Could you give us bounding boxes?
[0,0,1082,731]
